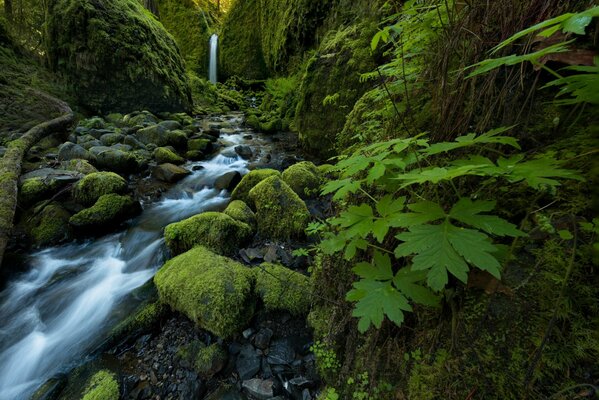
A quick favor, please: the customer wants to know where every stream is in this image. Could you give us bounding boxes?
[0,113,271,400]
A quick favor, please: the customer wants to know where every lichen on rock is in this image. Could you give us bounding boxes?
[154,246,254,338]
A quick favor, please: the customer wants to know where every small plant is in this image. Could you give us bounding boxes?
[311,340,341,375]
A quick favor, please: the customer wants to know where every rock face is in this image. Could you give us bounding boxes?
[46,0,192,114]
[164,212,253,256]
[154,246,254,338]
[249,176,310,240]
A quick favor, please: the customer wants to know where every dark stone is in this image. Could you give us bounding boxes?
[253,328,273,350]
[242,379,274,400]
[153,163,191,183]
[30,374,67,400]
[214,171,242,191]
[58,142,96,163]
[234,145,253,159]
[267,339,295,365]
[236,344,261,380]
[159,120,183,131]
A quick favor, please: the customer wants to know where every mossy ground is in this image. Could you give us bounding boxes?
[164,211,253,256]
[154,246,255,338]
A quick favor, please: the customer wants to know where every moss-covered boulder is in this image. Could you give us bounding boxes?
[254,263,311,315]
[89,146,138,173]
[19,178,60,207]
[61,159,98,175]
[25,202,73,247]
[70,194,141,232]
[282,161,321,199]
[249,176,310,240]
[188,138,212,152]
[46,0,192,114]
[164,211,252,256]
[135,125,188,148]
[154,246,254,338]
[178,341,228,379]
[153,163,190,183]
[72,172,128,206]
[224,200,257,230]
[81,370,119,400]
[295,24,376,158]
[230,169,281,207]
[154,147,184,164]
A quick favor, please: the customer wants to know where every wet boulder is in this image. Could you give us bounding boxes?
[154,246,254,338]
[135,125,187,149]
[164,211,253,256]
[72,171,128,206]
[281,161,321,199]
[99,133,124,146]
[235,145,253,160]
[60,159,98,175]
[18,169,83,206]
[153,147,184,165]
[153,163,190,183]
[224,200,256,231]
[69,194,141,233]
[123,111,159,127]
[46,0,191,114]
[230,169,281,207]
[89,146,138,173]
[188,138,212,153]
[254,263,311,315]
[214,171,242,191]
[249,176,310,240]
[178,342,228,379]
[159,120,182,131]
[24,202,73,248]
[58,142,96,163]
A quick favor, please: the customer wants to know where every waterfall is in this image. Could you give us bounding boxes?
[209,34,218,84]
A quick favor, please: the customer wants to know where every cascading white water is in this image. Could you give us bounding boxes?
[0,119,256,400]
[209,34,218,84]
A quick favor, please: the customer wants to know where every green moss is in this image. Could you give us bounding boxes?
[194,343,228,378]
[294,23,376,158]
[62,159,98,175]
[69,194,140,229]
[254,263,311,315]
[187,138,211,152]
[248,175,310,240]
[72,172,128,206]
[79,117,106,130]
[110,301,165,341]
[154,147,184,164]
[46,0,191,114]
[282,161,321,199]
[81,370,119,400]
[154,246,254,338]
[156,0,216,75]
[230,168,281,207]
[19,178,59,206]
[223,200,256,230]
[164,211,253,256]
[27,202,72,247]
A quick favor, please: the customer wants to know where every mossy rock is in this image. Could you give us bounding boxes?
[70,194,141,232]
[61,159,98,175]
[154,246,255,338]
[230,169,281,207]
[224,200,257,230]
[188,138,212,152]
[154,147,184,164]
[72,172,128,206]
[254,263,311,315]
[81,370,119,400]
[164,211,253,256]
[179,341,228,379]
[79,117,106,130]
[19,177,60,207]
[46,0,191,114]
[25,202,73,248]
[89,146,139,173]
[282,161,321,199]
[249,175,310,240]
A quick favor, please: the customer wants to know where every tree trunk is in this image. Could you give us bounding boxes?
[4,0,13,21]
[0,104,74,270]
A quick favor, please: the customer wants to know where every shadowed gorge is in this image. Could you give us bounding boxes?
[0,0,597,399]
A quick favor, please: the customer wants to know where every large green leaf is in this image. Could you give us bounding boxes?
[421,127,519,156]
[393,267,440,306]
[497,155,584,189]
[346,280,412,332]
[449,198,525,237]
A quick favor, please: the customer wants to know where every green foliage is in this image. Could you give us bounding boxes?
[468,6,599,105]
[317,129,581,332]
[311,340,340,378]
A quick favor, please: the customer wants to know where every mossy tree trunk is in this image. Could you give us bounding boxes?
[0,100,74,270]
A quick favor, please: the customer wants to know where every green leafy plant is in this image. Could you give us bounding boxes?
[317,129,582,332]
[467,6,599,105]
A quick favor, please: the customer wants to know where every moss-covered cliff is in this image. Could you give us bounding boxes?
[46,0,192,114]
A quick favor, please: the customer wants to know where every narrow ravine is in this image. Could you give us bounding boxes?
[0,113,273,400]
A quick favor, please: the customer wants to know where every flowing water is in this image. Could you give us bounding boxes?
[0,114,263,400]
[209,34,218,84]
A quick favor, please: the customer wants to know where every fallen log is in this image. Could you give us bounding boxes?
[0,106,74,269]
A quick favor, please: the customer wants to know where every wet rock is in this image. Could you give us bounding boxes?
[236,345,261,380]
[243,328,255,340]
[80,139,103,150]
[239,247,264,264]
[72,171,128,206]
[23,202,73,248]
[69,194,142,233]
[253,328,273,350]
[188,138,212,153]
[159,120,182,131]
[267,339,295,365]
[124,135,147,150]
[242,378,274,400]
[89,146,138,173]
[153,147,184,165]
[153,163,190,183]
[235,145,253,159]
[58,142,96,163]
[185,150,205,161]
[214,171,242,191]
[30,374,67,400]
[100,133,124,146]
